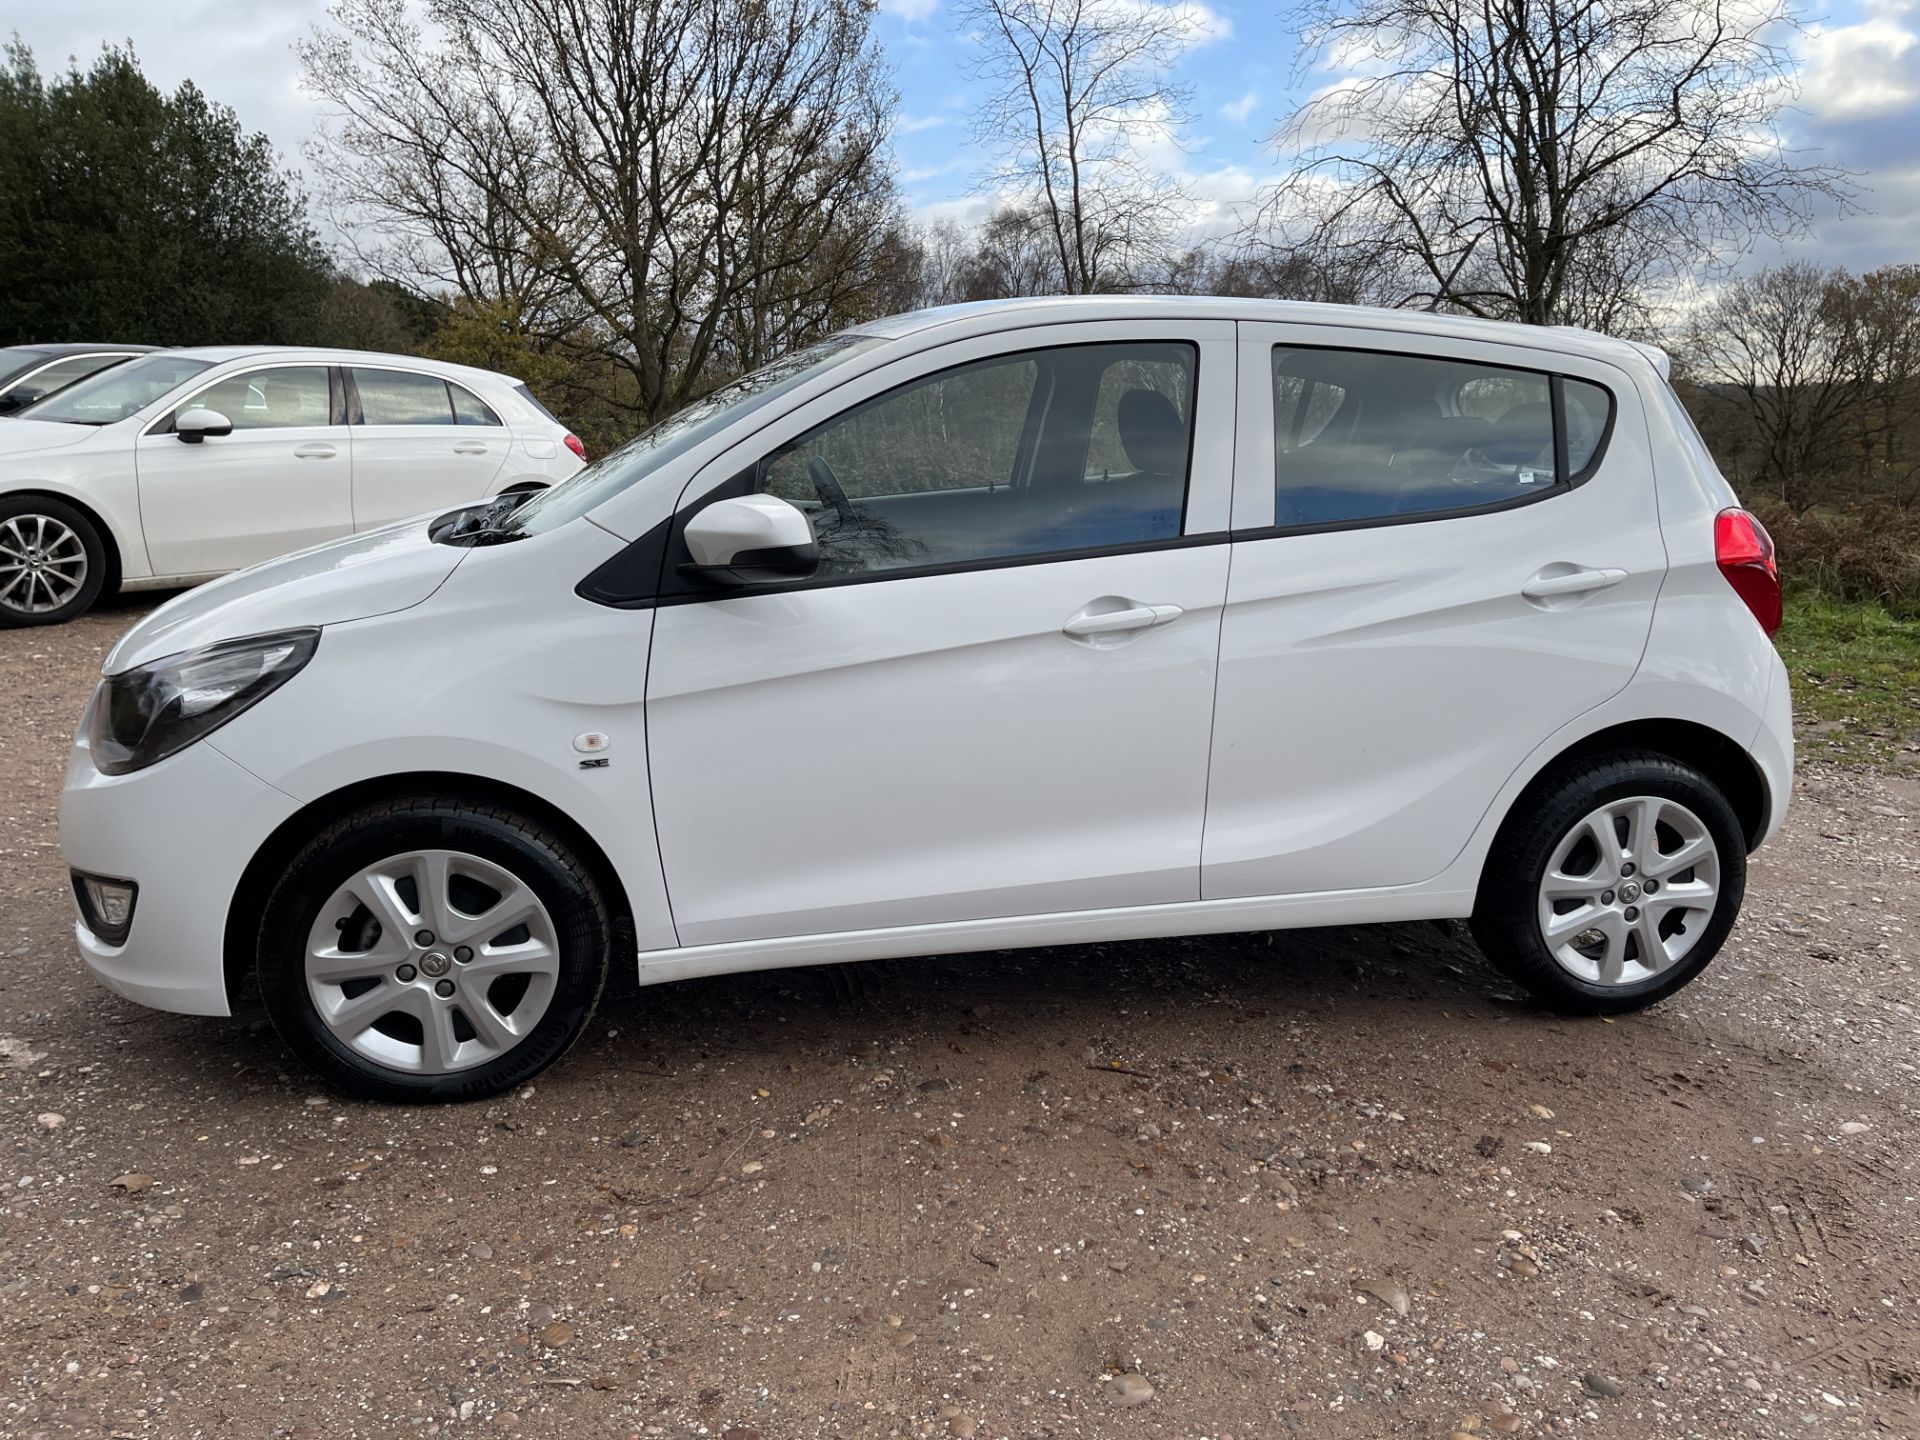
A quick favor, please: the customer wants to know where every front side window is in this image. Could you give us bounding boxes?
[185,366,333,430]
[1271,348,1613,527]
[353,368,457,425]
[738,341,1197,579]
[22,354,213,425]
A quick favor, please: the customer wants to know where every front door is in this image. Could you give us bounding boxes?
[644,324,1238,946]
[135,363,352,575]
[1202,323,1666,898]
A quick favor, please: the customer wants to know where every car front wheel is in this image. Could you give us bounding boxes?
[0,496,108,626]
[1471,752,1748,1013]
[257,797,611,1102]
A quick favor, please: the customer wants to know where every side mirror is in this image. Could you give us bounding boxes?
[176,408,233,444]
[681,494,818,586]
[0,386,43,415]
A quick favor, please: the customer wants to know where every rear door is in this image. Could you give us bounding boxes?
[346,366,510,528]
[135,363,353,575]
[643,321,1237,945]
[1202,323,1663,898]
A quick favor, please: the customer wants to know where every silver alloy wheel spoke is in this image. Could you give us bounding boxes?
[304,848,560,1074]
[0,514,87,615]
[1535,794,1721,987]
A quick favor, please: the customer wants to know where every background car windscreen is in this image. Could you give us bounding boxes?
[20,354,214,425]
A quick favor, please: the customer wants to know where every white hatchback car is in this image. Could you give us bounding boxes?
[60,298,1792,1102]
[1,347,585,626]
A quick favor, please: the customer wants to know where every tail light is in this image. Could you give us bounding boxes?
[563,433,587,461]
[1714,507,1781,637]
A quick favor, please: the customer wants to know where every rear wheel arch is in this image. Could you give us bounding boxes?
[1490,718,1770,877]
[223,772,634,1011]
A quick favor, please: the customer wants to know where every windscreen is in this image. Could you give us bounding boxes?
[21,354,214,425]
[508,333,887,536]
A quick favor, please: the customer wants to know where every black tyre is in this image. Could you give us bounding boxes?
[257,797,611,1103]
[0,494,108,626]
[1470,751,1747,1014]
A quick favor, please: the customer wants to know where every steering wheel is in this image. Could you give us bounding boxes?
[807,456,855,521]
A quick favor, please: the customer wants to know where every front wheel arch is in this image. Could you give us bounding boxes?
[0,487,124,597]
[224,772,634,1012]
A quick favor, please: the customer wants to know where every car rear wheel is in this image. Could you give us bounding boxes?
[257,797,610,1102]
[1471,752,1747,1013]
[0,495,107,626]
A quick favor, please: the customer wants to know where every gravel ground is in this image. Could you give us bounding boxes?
[2,596,1916,1440]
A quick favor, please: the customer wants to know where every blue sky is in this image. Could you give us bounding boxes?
[12,0,1920,275]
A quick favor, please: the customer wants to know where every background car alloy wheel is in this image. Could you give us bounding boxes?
[1536,795,1721,986]
[1472,751,1747,1014]
[259,797,610,1102]
[0,513,88,615]
[0,496,107,626]
[304,848,563,1075]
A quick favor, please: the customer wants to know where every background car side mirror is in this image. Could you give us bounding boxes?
[681,494,818,587]
[175,408,233,444]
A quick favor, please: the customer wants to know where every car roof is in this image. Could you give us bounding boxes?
[160,346,521,388]
[852,296,1670,379]
[4,342,157,357]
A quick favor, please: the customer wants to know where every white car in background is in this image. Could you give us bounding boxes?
[0,348,586,625]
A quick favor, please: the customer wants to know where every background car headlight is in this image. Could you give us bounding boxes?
[86,629,320,775]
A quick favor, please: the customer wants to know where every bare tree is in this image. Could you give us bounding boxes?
[1685,263,1863,512]
[1252,0,1854,325]
[956,0,1204,294]
[1843,265,1920,507]
[302,0,903,426]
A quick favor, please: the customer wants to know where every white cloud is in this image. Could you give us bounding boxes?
[1800,9,1919,120]
[898,112,954,134]
[881,0,942,23]
[1221,89,1259,122]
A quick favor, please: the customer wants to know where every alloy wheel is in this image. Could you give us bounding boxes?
[1535,795,1722,987]
[0,514,89,616]
[304,848,561,1074]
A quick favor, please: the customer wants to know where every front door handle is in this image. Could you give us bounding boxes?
[293,443,337,460]
[1522,566,1627,600]
[1062,600,1184,638]
[452,441,490,455]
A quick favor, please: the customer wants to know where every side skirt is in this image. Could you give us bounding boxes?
[630,885,1477,987]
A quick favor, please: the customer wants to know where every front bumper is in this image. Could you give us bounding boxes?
[59,735,300,1015]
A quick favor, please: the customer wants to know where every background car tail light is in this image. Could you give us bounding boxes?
[564,433,586,460]
[1714,507,1781,637]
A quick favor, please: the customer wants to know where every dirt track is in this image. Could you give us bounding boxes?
[2,596,1916,1439]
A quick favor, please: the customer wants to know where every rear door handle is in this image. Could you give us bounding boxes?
[293,443,337,460]
[452,441,490,455]
[1062,601,1184,638]
[1521,566,1627,600]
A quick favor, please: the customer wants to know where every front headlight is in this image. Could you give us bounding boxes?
[86,629,320,775]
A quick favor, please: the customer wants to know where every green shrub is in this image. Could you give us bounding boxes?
[1750,499,1920,617]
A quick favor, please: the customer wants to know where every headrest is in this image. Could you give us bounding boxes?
[1119,389,1187,476]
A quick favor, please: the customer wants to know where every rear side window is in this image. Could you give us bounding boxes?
[450,383,502,426]
[353,368,455,425]
[736,341,1197,580]
[1271,348,1614,527]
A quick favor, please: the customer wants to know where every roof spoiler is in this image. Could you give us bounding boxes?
[1625,340,1671,381]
